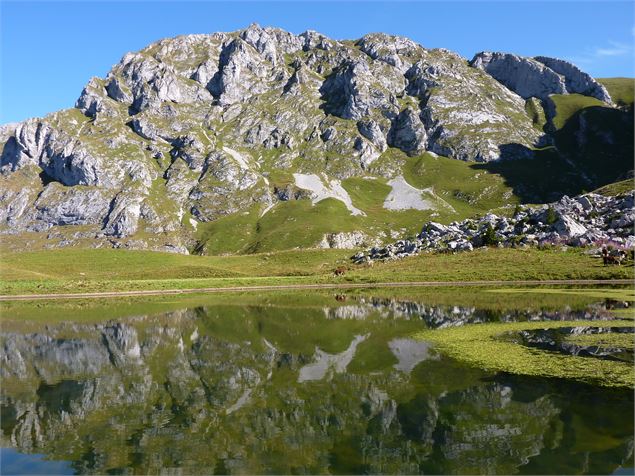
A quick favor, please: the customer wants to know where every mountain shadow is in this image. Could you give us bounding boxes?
[473,104,634,203]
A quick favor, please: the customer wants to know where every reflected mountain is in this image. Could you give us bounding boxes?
[516,326,634,363]
[1,299,633,474]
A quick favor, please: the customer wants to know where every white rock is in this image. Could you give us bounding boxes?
[553,215,587,238]
[383,176,435,211]
[319,231,373,249]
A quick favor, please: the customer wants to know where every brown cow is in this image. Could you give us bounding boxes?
[333,266,346,276]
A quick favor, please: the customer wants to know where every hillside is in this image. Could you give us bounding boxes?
[0,24,632,255]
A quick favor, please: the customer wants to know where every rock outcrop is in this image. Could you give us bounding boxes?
[387,108,427,154]
[471,52,612,103]
[353,191,635,263]
[534,56,612,103]
[470,52,567,101]
[319,231,378,249]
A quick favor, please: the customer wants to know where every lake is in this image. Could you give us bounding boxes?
[1,287,633,474]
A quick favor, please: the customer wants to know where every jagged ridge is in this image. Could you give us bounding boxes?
[0,24,628,254]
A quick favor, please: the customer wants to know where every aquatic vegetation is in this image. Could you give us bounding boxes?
[415,320,635,388]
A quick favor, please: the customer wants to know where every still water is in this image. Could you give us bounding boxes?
[1,289,633,474]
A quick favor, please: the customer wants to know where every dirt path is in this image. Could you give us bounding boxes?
[0,279,632,301]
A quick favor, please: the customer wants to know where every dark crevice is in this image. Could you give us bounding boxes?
[38,169,56,187]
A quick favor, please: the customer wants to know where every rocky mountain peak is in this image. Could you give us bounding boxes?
[0,25,627,254]
[470,51,612,103]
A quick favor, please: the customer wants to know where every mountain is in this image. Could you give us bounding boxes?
[1,24,632,255]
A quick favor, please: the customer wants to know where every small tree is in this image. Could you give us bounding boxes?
[545,206,558,225]
[481,223,499,246]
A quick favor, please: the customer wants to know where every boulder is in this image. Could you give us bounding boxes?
[575,195,593,211]
[553,215,587,238]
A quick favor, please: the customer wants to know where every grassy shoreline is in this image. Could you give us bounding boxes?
[0,246,632,296]
[3,279,634,302]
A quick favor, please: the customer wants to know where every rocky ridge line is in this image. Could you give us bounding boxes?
[470,52,612,103]
[0,24,621,253]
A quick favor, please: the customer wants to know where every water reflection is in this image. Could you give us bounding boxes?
[323,296,618,327]
[516,327,634,362]
[1,296,633,474]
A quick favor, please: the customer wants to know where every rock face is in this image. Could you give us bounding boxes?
[471,52,612,103]
[103,192,143,238]
[319,231,378,249]
[470,52,566,101]
[387,108,427,154]
[0,25,622,254]
[353,191,635,263]
[533,56,612,103]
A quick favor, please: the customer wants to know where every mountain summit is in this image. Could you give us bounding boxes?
[0,24,631,254]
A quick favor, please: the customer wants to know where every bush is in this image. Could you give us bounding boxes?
[481,223,499,246]
[545,206,558,225]
[509,234,526,247]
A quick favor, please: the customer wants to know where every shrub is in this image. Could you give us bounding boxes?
[509,234,526,247]
[481,223,499,246]
[545,206,558,225]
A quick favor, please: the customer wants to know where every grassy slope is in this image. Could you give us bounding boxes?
[549,94,606,130]
[404,153,515,215]
[560,105,633,186]
[597,77,635,107]
[0,247,631,295]
[477,92,634,202]
[194,146,603,256]
[594,179,634,196]
[193,150,521,254]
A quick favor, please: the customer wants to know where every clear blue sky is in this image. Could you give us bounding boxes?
[1,1,633,124]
